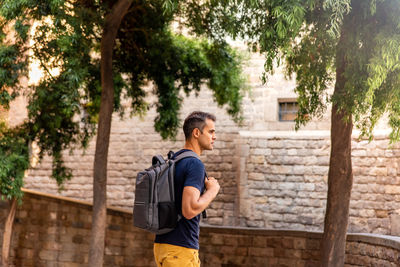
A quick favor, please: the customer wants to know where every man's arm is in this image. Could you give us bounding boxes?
[182,177,220,220]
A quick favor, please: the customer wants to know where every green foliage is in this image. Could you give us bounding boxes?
[322,0,351,37]
[193,0,400,141]
[0,0,247,194]
[0,44,27,108]
[0,123,29,201]
[114,0,247,139]
[151,38,246,139]
[285,1,337,129]
[331,0,400,142]
[288,0,400,140]
[182,0,334,128]
[205,42,247,123]
[180,0,308,71]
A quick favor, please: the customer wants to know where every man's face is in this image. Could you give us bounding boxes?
[198,119,216,150]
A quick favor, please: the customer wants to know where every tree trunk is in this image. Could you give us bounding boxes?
[321,14,353,266]
[1,198,17,267]
[88,1,132,266]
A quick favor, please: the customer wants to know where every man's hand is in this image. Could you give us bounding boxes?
[205,177,220,196]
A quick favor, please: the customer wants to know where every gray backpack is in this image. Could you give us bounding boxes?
[133,150,203,234]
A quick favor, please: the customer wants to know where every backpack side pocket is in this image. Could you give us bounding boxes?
[158,201,178,229]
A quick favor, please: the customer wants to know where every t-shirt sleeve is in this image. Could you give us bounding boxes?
[183,158,205,192]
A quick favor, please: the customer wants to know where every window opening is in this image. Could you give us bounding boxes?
[278,101,299,121]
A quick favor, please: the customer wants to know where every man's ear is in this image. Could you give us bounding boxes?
[192,128,201,138]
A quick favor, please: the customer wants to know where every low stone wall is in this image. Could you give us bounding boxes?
[1,190,399,266]
[346,234,400,266]
[200,228,321,266]
[200,228,400,267]
[0,190,155,267]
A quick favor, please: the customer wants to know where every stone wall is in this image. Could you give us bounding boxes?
[24,127,400,235]
[236,130,400,235]
[19,42,400,235]
[1,190,399,267]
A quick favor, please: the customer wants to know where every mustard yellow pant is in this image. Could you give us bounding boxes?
[153,243,200,267]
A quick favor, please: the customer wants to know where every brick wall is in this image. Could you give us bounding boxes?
[1,190,399,267]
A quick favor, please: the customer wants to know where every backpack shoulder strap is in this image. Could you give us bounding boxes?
[173,150,200,162]
[172,150,208,219]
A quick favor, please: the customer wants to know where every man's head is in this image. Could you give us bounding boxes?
[183,111,216,150]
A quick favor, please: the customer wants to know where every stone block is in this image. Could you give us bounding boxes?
[59,263,82,267]
[237,144,250,157]
[39,250,58,261]
[271,148,287,156]
[283,156,304,165]
[253,148,271,155]
[18,210,28,218]
[285,175,304,182]
[207,217,223,225]
[297,183,315,191]
[268,140,284,149]
[390,214,400,236]
[268,156,284,165]
[234,246,248,256]
[385,185,400,194]
[105,246,122,256]
[277,182,296,191]
[352,149,367,157]
[312,166,328,175]
[270,165,293,174]
[210,235,225,245]
[248,247,274,257]
[293,238,306,250]
[369,167,388,176]
[375,210,388,218]
[43,240,61,251]
[250,155,265,164]
[305,239,320,250]
[253,236,268,247]
[316,156,329,165]
[246,220,264,227]
[248,172,265,181]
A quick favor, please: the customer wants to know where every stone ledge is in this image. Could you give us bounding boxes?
[239,130,330,139]
[238,129,392,139]
[347,233,400,250]
[21,188,132,215]
[200,225,321,239]
[201,225,400,251]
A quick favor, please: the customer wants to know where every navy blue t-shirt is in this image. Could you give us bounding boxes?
[154,149,205,250]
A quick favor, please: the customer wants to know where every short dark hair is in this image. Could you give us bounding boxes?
[183,111,216,140]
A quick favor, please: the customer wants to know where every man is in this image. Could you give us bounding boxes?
[154,111,220,267]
